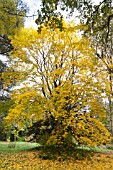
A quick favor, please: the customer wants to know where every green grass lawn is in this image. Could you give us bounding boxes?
[0,142,40,152]
[0,141,112,153]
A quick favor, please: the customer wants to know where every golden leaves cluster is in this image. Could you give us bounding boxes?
[1,151,113,170]
[3,21,111,146]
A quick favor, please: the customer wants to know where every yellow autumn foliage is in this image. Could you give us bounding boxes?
[3,21,111,147]
[0,0,25,36]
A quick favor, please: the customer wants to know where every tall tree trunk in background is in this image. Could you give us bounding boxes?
[108,72,113,134]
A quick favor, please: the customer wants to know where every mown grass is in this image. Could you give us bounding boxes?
[0,141,112,154]
[0,142,40,152]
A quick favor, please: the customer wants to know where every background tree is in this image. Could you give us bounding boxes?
[0,0,27,55]
[84,0,113,134]
[0,0,27,101]
[3,23,110,146]
[0,0,27,140]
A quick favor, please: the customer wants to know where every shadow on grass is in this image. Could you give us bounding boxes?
[35,145,94,161]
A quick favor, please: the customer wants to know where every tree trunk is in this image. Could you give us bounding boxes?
[108,73,113,135]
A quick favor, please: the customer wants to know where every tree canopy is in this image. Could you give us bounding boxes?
[35,0,113,134]
[3,22,111,146]
[0,0,27,55]
[0,0,27,100]
[0,0,27,140]
[1,0,112,146]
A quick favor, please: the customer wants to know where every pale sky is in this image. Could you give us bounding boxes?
[23,0,101,29]
[23,0,41,28]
